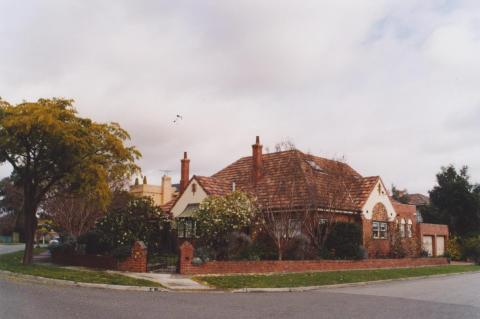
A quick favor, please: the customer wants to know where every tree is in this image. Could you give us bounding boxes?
[42,192,107,237]
[0,177,23,237]
[260,143,308,260]
[391,185,409,204]
[422,165,480,237]
[0,98,140,264]
[302,157,359,253]
[196,191,257,260]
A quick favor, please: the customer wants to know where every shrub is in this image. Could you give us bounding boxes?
[463,236,480,265]
[95,196,171,255]
[285,234,315,260]
[226,232,253,260]
[111,245,132,261]
[325,222,363,260]
[446,236,463,261]
[77,230,112,255]
[48,234,77,255]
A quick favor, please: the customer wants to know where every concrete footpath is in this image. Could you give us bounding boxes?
[116,272,212,291]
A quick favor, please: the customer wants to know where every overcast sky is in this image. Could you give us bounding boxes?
[1,0,480,194]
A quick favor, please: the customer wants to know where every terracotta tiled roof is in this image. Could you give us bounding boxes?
[407,193,430,206]
[209,150,376,212]
[391,198,416,220]
[349,176,379,208]
[194,176,233,196]
[160,198,177,214]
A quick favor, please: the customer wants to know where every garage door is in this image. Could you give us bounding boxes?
[422,236,433,256]
[436,236,445,256]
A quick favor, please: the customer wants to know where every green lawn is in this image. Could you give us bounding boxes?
[0,249,162,287]
[195,265,480,289]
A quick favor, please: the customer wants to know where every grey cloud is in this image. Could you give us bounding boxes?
[1,0,480,194]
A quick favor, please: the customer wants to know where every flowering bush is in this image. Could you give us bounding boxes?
[196,191,257,260]
[94,196,172,256]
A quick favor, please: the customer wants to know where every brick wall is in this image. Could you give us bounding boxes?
[417,223,449,257]
[178,241,448,275]
[51,241,148,273]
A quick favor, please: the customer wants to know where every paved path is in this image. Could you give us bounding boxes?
[0,272,479,319]
[0,244,24,255]
[122,272,211,290]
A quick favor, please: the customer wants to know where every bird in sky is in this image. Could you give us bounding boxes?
[173,114,183,124]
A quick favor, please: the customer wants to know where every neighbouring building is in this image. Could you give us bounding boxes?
[130,175,179,206]
[163,137,448,258]
[406,193,430,223]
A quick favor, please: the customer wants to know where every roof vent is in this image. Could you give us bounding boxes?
[232,181,236,192]
[306,160,323,172]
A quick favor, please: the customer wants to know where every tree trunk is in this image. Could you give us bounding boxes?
[277,244,283,261]
[22,200,37,265]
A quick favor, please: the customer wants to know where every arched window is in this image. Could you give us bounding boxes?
[400,219,406,238]
[407,219,413,238]
[372,203,388,239]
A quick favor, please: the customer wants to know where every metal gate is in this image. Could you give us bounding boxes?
[148,254,179,273]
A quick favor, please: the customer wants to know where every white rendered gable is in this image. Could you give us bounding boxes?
[362,179,396,221]
[170,178,208,218]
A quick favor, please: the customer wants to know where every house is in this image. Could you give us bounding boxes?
[130,175,179,206]
[164,137,448,257]
[405,193,430,222]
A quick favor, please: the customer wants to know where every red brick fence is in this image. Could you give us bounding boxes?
[178,241,449,275]
[51,241,148,273]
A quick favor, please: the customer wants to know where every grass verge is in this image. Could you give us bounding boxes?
[195,265,480,289]
[0,249,162,287]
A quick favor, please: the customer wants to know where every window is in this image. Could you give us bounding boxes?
[400,219,406,238]
[177,221,185,238]
[288,219,302,238]
[406,219,413,238]
[306,160,324,172]
[372,221,387,239]
[380,222,387,239]
[177,218,196,238]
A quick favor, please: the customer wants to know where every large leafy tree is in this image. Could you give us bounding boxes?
[421,165,480,237]
[0,98,140,264]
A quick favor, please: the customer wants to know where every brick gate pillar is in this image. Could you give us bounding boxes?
[117,241,148,273]
[179,241,194,275]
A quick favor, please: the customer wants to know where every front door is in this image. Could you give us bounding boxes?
[436,236,445,256]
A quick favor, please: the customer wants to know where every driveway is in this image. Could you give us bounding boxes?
[0,243,24,255]
[0,272,479,319]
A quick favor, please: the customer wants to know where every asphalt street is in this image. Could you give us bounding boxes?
[0,272,479,319]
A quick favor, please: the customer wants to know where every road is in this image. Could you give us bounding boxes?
[0,244,24,255]
[0,272,479,319]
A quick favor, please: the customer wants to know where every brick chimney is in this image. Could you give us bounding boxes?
[252,136,263,184]
[180,152,190,194]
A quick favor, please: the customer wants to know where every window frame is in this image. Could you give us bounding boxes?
[372,220,388,239]
[177,218,197,239]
